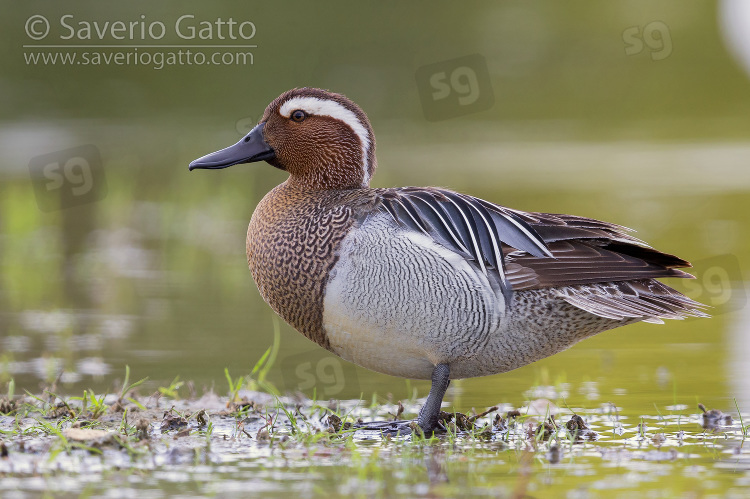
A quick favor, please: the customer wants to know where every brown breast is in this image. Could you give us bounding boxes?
[246,180,378,351]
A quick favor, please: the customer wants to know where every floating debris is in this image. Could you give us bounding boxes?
[195,409,208,426]
[566,414,588,431]
[325,413,351,432]
[469,406,498,423]
[391,401,404,420]
[0,398,16,415]
[160,409,188,432]
[652,433,667,446]
[565,414,598,440]
[63,428,111,442]
[454,412,474,431]
[135,418,150,440]
[532,416,557,441]
[493,414,508,432]
[699,403,733,429]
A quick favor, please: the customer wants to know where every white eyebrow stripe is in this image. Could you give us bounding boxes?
[279,96,371,184]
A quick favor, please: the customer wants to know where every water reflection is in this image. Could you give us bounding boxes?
[5,309,135,386]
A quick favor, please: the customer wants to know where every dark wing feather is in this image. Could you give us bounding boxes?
[505,209,694,290]
[377,187,696,297]
[407,195,472,258]
[379,187,555,296]
[505,240,691,291]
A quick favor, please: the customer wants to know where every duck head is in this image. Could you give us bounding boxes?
[189,88,377,190]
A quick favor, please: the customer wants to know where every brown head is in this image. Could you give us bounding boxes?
[189,88,377,190]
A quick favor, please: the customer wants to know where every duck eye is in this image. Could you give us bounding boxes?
[290,110,307,122]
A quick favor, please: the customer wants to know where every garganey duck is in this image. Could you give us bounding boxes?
[189,88,708,433]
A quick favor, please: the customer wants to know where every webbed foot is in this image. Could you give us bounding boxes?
[353,364,452,436]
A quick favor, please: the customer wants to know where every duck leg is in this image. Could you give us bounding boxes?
[416,363,450,432]
[353,364,450,435]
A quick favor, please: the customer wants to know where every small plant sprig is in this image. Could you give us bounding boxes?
[250,316,282,394]
[87,391,107,419]
[734,398,748,438]
[225,368,244,404]
[118,365,149,409]
[225,317,282,409]
[158,376,184,399]
[68,390,107,419]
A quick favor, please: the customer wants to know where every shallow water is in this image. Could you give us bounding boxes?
[2,382,750,498]
[1,127,748,400]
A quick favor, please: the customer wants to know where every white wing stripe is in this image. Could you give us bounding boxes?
[410,197,472,255]
[441,196,487,275]
[463,201,508,286]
